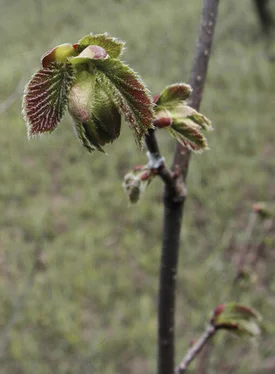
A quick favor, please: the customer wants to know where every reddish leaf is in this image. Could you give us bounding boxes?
[168,120,208,153]
[23,63,75,137]
[93,59,154,148]
[155,83,192,107]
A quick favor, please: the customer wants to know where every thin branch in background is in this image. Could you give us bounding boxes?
[249,218,273,268]
[153,1,220,373]
[175,301,262,373]
[175,325,216,374]
[234,211,258,283]
[195,341,213,374]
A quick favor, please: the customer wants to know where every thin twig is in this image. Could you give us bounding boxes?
[175,325,216,374]
[195,340,213,374]
[234,212,258,283]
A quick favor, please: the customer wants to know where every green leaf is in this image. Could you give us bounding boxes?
[168,103,212,132]
[71,119,105,153]
[22,62,75,137]
[92,80,121,142]
[212,303,262,338]
[168,119,208,153]
[187,113,212,131]
[155,83,192,108]
[68,71,121,153]
[93,59,154,148]
[77,33,125,58]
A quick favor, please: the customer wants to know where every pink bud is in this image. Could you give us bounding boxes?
[214,304,225,316]
[153,109,172,129]
[78,45,108,60]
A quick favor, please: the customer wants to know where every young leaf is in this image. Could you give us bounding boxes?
[169,103,212,132]
[93,59,154,148]
[212,303,262,338]
[167,119,208,153]
[22,62,75,137]
[68,71,121,153]
[123,169,154,204]
[77,33,125,59]
[71,119,105,153]
[42,43,77,68]
[123,173,143,204]
[92,81,121,142]
[187,113,212,131]
[155,83,192,108]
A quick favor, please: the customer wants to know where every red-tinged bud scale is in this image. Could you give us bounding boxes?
[154,109,173,128]
[214,304,225,316]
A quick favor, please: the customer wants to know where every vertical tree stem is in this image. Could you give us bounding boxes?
[157,1,220,373]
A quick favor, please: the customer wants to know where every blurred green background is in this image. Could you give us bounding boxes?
[1,0,275,373]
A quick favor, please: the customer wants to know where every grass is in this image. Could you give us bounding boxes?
[0,0,275,373]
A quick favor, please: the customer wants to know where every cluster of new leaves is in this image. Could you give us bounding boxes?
[211,303,262,338]
[153,84,212,152]
[22,33,213,155]
[22,33,154,153]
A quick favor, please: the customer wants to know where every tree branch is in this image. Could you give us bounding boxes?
[155,1,220,373]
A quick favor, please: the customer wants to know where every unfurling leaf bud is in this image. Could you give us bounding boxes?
[123,166,156,203]
[153,83,212,153]
[252,202,273,220]
[22,32,154,154]
[153,109,172,129]
[78,45,108,59]
[69,45,109,65]
[68,71,121,153]
[155,83,192,107]
[123,173,144,204]
[211,302,262,338]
